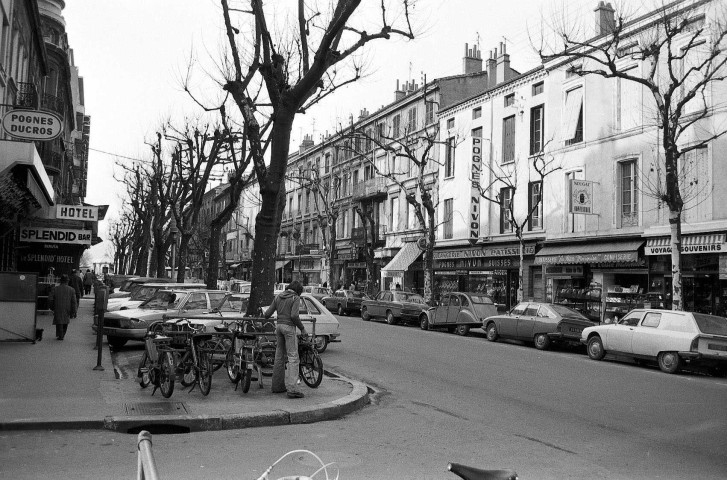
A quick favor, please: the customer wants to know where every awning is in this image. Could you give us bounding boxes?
[0,140,54,207]
[382,242,422,273]
[229,263,241,268]
[535,239,644,265]
[645,233,726,255]
[275,260,291,270]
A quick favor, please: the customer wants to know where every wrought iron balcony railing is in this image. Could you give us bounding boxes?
[40,93,65,117]
[351,225,387,245]
[15,82,38,109]
[352,177,388,201]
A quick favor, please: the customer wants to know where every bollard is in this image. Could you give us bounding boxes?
[93,285,108,371]
[136,431,160,480]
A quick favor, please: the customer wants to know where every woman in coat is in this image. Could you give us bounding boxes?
[49,274,78,340]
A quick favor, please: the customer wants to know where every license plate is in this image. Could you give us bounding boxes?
[568,327,583,334]
[708,343,727,352]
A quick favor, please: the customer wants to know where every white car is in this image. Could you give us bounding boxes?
[107,283,204,311]
[581,308,727,375]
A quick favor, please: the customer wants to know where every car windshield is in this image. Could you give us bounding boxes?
[130,286,160,301]
[469,295,494,304]
[140,291,180,310]
[549,304,588,320]
[692,313,727,335]
[394,292,425,304]
[215,294,249,313]
[349,291,367,298]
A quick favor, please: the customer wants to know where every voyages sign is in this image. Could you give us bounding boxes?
[2,109,63,141]
[19,227,92,245]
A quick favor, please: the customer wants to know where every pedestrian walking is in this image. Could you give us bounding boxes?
[263,280,307,398]
[83,269,94,295]
[69,269,83,303]
[48,274,77,340]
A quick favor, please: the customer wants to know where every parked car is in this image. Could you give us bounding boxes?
[100,289,227,348]
[424,292,498,336]
[107,277,173,299]
[322,289,369,316]
[229,280,251,294]
[361,290,429,325]
[483,302,598,350]
[304,285,331,302]
[273,283,290,295]
[106,283,205,312]
[581,308,727,375]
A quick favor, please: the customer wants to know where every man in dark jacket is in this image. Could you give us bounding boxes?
[69,269,84,303]
[49,274,78,340]
[264,280,307,398]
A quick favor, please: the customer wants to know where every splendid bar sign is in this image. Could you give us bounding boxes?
[469,136,482,245]
[2,109,63,141]
[56,204,98,220]
[19,227,92,245]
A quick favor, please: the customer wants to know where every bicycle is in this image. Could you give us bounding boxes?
[137,324,175,398]
[298,320,324,388]
[226,318,277,393]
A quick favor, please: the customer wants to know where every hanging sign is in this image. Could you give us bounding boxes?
[2,109,63,141]
[570,179,594,214]
[19,227,92,245]
[469,136,482,244]
[56,204,98,220]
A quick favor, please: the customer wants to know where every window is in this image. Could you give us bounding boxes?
[306,191,311,213]
[532,81,544,96]
[500,187,514,233]
[472,107,482,119]
[562,87,583,145]
[530,105,544,155]
[524,305,540,316]
[392,115,401,138]
[184,293,208,311]
[504,93,515,107]
[352,169,359,188]
[502,115,515,163]
[616,67,640,131]
[342,174,348,196]
[528,181,542,230]
[407,107,417,132]
[681,146,710,223]
[443,198,453,239]
[642,312,661,328]
[619,159,638,227]
[447,118,454,130]
[390,196,399,231]
[444,137,456,177]
[297,193,302,215]
[324,153,330,173]
[364,164,374,181]
[425,100,435,124]
[365,129,372,151]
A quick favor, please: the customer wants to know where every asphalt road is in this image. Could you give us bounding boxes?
[1,314,726,479]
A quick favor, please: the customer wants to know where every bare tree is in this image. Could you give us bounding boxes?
[535,0,727,310]
[218,0,416,313]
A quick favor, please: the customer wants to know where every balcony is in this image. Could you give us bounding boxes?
[351,225,386,247]
[352,177,388,201]
[40,93,65,117]
[43,150,64,173]
[15,82,39,109]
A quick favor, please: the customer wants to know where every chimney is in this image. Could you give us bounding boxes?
[486,49,497,88]
[299,134,314,154]
[358,108,370,121]
[595,1,615,36]
[395,79,405,101]
[463,42,483,74]
[496,42,512,85]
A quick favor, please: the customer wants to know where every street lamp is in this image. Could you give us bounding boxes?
[169,216,178,280]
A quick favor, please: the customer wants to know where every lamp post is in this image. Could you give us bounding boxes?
[169,216,178,280]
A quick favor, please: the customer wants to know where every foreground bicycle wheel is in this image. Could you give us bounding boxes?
[179,355,197,387]
[226,347,240,383]
[299,348,323,388]
[159,352,175,398]
[240,368,252,393]
[198,352,213,396]
[137,351,151,388]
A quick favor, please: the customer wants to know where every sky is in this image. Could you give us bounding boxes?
[61,0,646,262]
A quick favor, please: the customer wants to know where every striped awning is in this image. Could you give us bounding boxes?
[382,242,422,273]
[645,233,726,255]
[275,260,291,270]
[534,239,644,265]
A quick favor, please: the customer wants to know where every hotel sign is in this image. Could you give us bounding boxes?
[56,204,98,220]
[19,227,92,245]
[469,136,482,244]
[570,179,594,214]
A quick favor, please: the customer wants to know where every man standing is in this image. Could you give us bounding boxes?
[48,274,77,340]
[83,269,94,295]
[69,269,83,302]
[264,280,307,398]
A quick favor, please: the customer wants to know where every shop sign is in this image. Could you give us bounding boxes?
[569,179,594,214]
[434,256,518,270]
[471,270,507,276]
[56,204,98,220]
[469,136,482,244]
[348,262,366,269]
[434,245,534,260]
[19,227,92,245]
[435,271,457,275]
[645,241,726,256]
[2,109,63,141]
[535,251,638,265]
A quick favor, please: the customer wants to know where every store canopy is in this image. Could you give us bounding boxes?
[275,260,291,270]
[382,242,422,273]
[534,239,644,265]
[645,233,726,255]
[229,263,240,269]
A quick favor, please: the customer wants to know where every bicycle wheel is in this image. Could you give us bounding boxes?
[212,338,232,372]
[159,351,175,398]
[198,352,213,396]
[226,346,240,383]
[299,347,323,388]
[179,355,197,387]
[241,368,252,394]
[137,351,151,388]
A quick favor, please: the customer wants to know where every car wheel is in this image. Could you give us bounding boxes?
[533,333,551,350]
[455,325,470,336]
[386,310,396,325]
[314,335,329,353]
[419,314,429,330]
[587,336,606,360]
[485,322,498,342]
[361,306,371,321]
[107,336,128,349]
[337,304,345,316]
[657,351,681,374]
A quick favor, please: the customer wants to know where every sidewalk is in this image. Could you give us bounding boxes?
[0,295,368,432]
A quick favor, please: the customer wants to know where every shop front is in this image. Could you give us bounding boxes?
[381,241,422,293]
[291,257,323,286]
[433,244,535,311]
[645,233,726,316]
[535,239,647,323]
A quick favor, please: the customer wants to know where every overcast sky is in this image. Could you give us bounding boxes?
[62,0,645,261]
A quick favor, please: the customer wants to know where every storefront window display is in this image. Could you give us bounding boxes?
[648,254,724,316]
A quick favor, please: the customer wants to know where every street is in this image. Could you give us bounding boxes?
[1,314,726,480]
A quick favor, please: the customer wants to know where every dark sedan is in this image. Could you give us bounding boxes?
[322,290,368,316]
[483,301,598,350]
[361,290,429,325]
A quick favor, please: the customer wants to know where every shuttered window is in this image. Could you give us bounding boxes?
[530,105,544,155]
[500,187,514,233]
[443,199,453,239]
[502,115,515,164]
[562,87,583,145]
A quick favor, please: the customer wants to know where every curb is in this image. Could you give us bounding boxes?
[0,373,370,433]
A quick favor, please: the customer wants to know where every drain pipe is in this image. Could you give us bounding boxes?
[136,431,160,480]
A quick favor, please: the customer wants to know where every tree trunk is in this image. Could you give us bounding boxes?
[206,222,223,290]
[669,209,683,311]
[517,236,524,302]
[664,137,684,311]
[176,233,191,282]
[424,206,436,306]
[154,227,165,278]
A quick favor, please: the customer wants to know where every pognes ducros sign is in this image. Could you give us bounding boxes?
[2,109,63,141]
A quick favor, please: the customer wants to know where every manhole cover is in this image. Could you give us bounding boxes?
[124,402,189,415]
